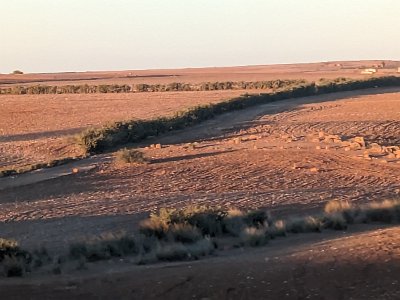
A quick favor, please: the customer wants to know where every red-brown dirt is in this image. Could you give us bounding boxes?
[0,90,249,170]
[1,60,399,86]
[0,87,399,250]
[0,63,399,299]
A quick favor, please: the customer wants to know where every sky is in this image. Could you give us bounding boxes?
[1,0,399,73]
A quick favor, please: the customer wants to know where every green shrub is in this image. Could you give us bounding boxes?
[69,235,139,262]
[186,238,215,258]
[0,239,34,277]
[223,215,246,237]
[167,224,202,243]
[268,220,287,238]
[324,200,352,214]
[363,200,400,223]
[154,238,215,261]
[322,213,348,230]
[139,219,167,238]
[244,209,271,227]
[287,216,323,233]
[2,256,25,277]
[155,243,189,261]
[240,227,268,247]
[0,238,31,263]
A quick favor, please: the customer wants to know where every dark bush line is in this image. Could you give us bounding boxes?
[70,199,400,264]
[134,79,306,92]
[0,84,132,95]
[0,79,306,95]
[2,199,399,275]
[76,76,400,154]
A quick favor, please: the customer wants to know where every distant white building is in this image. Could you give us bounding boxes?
[361,68,377,75]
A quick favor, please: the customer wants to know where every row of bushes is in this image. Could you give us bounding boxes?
[135,79,307,92]
[76,76,400,154]
[2,199,399,276]
[0,79,306,95]
[71,198,400,263]
[0,84,132,95]
[138,199,400,248]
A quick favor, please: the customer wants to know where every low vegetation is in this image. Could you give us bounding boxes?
[115,148,148,164]
[1,199,399,276]
[0,238,32,277]
[0,79,305,95]
[66,198,400,264]
[76,76,400,154]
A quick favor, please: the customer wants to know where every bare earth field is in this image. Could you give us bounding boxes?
[0,64,400,299]
[1,87,399,247]
[1,60,399,86]
[0,90,249,170]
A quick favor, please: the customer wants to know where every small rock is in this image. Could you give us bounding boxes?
[387,153,396,159]
[233,137,241,144]
[248,135,258,141]
[353,136,366,148]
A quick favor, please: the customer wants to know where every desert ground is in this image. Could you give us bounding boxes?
[0,90,251,171]
[1,60,399,86]
[0,62,400,299]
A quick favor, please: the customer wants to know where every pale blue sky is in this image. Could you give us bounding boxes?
[1,0,399,73]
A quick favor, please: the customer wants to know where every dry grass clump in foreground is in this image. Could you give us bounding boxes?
[1,199,399,276]
[0,238,49,277]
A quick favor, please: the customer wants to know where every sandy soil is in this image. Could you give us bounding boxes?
[1,60,399,86]
[1,226,399,300]
[0,87,399,251]
[0,82,399,299]
[0,90,248,170]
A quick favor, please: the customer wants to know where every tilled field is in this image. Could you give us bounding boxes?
[0,90,249,170]
[0,87,400,299]
[0,88,399,251]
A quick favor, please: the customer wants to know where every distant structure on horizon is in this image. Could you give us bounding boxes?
[397,67,400,73]
[361,68,377,75]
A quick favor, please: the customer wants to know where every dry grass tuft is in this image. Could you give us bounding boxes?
[240,227,268,247]
[115,148,148,164]
[324,200,352,214]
